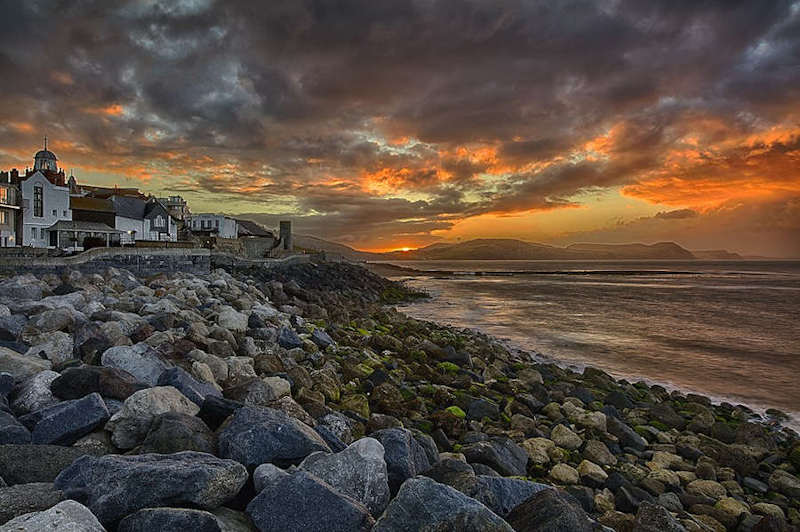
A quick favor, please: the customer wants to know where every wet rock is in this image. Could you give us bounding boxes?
[138,412,216,454]
[713,497,750,528]
[768,469,800,499]
[198,395,244,431]
[105,386,199,449]
[54,451,247,525]
[467,398,499,420]
[0,499,103,532]
[505,488,594,532]
[157,367,221,406]
[299,437,390,517]
[0,411,30,444]
[118,508,222,532]
[551,424,583,450]
[0,482,63,524]
[101,343,170,386]
[246,469,375,532]
[372,428,432,494]
[10,370,60,414]
[461,437,528,477]
[0,347,51,382]
[374,476,512,532]
[217,406,330,470]
[21,392,109,446]
[51,366,149,401]
[0,444,101,485]
[632,501,686,532]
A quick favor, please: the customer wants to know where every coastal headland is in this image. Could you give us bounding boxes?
[0,259,797,531]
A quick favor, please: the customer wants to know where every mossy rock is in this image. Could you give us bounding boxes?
[649,420,669,431]
[445,406,466,419]
[437,362,460,373]
[339,393,370,419]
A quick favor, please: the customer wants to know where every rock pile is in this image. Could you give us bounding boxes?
[0,263,797,531]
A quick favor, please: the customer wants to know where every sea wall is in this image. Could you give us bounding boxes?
[0,247,314,276]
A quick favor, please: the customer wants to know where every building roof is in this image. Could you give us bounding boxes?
[236,219,274,237]
[70,196,114,212]
[46,220,121,233]
[82,185,144,199]
[34,149,57,161]
[111,195,147,220]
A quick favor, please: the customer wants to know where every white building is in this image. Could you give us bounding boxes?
[0,181,20,247]
[20,146,72,247]
[189,213,238,239]
[142,198,178,241]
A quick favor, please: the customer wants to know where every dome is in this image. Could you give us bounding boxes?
[34,149,57,161]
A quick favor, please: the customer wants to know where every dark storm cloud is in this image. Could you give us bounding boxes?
[0,0,799,248]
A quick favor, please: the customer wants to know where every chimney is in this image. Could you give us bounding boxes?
[279,221,293,251]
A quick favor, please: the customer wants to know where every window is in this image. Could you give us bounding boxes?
[154,215,164,228]
[215,219,219,228]
[52,209,57,216]
[63,210,67,216]
[0,188,7,204]
[31,227,37,239]
[0,211,7,224]
[33,185,43,217]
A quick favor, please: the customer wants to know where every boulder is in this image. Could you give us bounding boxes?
[100,343,170,386]
[687,479,727,501]
[299,437,390,517]
[768,469,800,499]
[51,365,149,401]
[277,326,303,350]
[372,428,432,494]
[0,279,43,301]
[225,377,290,407]
[157,367,221,406]
[461,437,528,477]
[217,308,248,332]
[633,501,687,532]
[10,370,60,414]
[211,507,256,532]
[0,411,30,444]
[54,451,247,525]
[23,332,74,365]
[0,347,51,382]
[468,476,551,517]
[583,440,617,466]
[607,415,648,451]
[550,424,583,450]
[105,386,200,449]
[198,395,244,431]
[20,392,110,446]
[0,444,101,485]
[550,463,580,485]
[217,406,330,470]
[505,488,595,532]
[138,412,216,455]
[0,499,105,532]
[373,476,512,531]
[0,482,64,524]
[118,508,222,532]
[246,469,375,532]
[310,329,334,349]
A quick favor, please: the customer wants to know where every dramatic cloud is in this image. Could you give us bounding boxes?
[0,0,798,254]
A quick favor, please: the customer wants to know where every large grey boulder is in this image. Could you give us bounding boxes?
[0,444,101,485]
[118,508,222,532]
[373,476,513,532]
[0,482,64,524]
[105,386,199,449]
[0,279,43,301]
[10,370,60,415]
[23,331,74,365]
[54,451,247,525]
[157,367,221,406]
[0,347,51,382]
[469,476,551,518]
[217,406,330,470]
[299,437,390,516]
[277,326,303,349]
[633,501,687,532]
[607,415,648,451]
[100,343,170,386]
[51,366,149,401]
[504,488,595,532]
[138,412,216,455]
[211,507,256,532]
[371,428,432,494]
[20,392,110,446]
[0,499,105,532]
[225,377,290,407]
[461,437,528,477]
[217,307,248,333]
[246,469,375,532]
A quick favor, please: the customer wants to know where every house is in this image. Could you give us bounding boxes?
[110,195,147,244]
[158,195,190,221]
[236,219,274,238]
[0,179,20,247]
[142,198,178,241]
[189,213,238,239]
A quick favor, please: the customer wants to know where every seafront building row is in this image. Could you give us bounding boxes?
[0,141,275,252]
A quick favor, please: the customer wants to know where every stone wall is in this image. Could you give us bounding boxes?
[0,247,315,277]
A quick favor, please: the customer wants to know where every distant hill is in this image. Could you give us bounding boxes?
[692,249,744,260]
[292,236,714,261]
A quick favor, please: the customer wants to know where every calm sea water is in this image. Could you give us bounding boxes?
[383,260,800,425]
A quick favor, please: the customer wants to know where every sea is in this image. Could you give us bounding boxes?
[377,260,800,428]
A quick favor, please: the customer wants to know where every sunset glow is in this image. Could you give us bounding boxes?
[0,1,797,256]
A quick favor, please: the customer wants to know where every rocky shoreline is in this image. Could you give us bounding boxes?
[0,260,797,531]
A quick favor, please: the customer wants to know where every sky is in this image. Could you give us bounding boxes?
[0,0,798,256]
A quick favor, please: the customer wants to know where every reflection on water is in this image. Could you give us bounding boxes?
[390,260,800,424]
